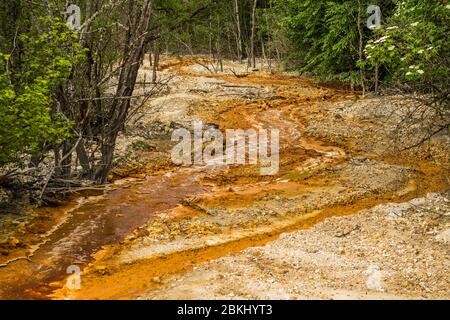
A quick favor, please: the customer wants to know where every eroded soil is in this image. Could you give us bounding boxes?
[0,56,448,300]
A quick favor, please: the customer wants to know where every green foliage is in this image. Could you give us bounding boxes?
[274,0,398,85]
[153,0,234,56]
[365,0,449,89]
[0,17,84,167]
[275,0,363,82]
[275,0,447,93]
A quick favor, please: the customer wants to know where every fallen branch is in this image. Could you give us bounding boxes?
[230,69,249,78]
[221,84,258,89]
[335,225,360,238]
[0,256,32,268]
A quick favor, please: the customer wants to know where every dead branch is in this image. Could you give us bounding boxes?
[230,68,249,78]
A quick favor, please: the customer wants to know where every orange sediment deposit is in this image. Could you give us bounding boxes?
[52,164,446,300]
[52,118,447,299]
[1,56,448,300]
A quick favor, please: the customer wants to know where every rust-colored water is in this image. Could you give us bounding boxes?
[0,169,207,299]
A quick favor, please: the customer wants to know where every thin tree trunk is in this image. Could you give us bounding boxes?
[261,34,267,69]
[374,62,379,95]
[54,147,61,177]
[250,0,258,68]
[234,0,243,63]
[265,5,273,73]
[275,46,281,66]
[95,0,155,183]
[76,139,91,175]
[357,0,366,97]
[227,31,232,59]
[152,45,160,83]
[216,14,223,72]
[209,18,213,61]
[61,142,72,179]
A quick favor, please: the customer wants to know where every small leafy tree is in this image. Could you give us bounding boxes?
[0,18,84,167]
[364,0,449,147]
[365,0,449,91]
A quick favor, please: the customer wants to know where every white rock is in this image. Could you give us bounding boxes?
[435,228,450,243]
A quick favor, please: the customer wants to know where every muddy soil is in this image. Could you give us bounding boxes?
[0,56,448,300]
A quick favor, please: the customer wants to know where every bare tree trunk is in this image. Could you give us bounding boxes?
[208,17,213,61]
[275,46,281,66]
[227,31,232,59]
[374,62,379,95]
[265,5,273,73]
[76,140,91,175]
[216,38,223,72]
[95,0,155,183]
[53,147,61,177]
[261,33,267,69]
[215,14,223,72]
[249,0,257,69]
[61,142,72,179]
[357,0,366,97]
[152,44,160,83]
[233,0,243,63]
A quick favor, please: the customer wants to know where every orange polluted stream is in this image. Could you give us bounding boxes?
[0,169,207,299]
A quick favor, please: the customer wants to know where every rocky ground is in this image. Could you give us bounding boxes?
[141,191,449,300]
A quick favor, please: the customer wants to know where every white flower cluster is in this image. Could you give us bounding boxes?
[386,26,399,31]
[374,36,390,44]
[406,65,424,76]
[417,47,433,54]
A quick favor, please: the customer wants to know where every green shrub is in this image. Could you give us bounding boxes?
[0,18,85,167]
